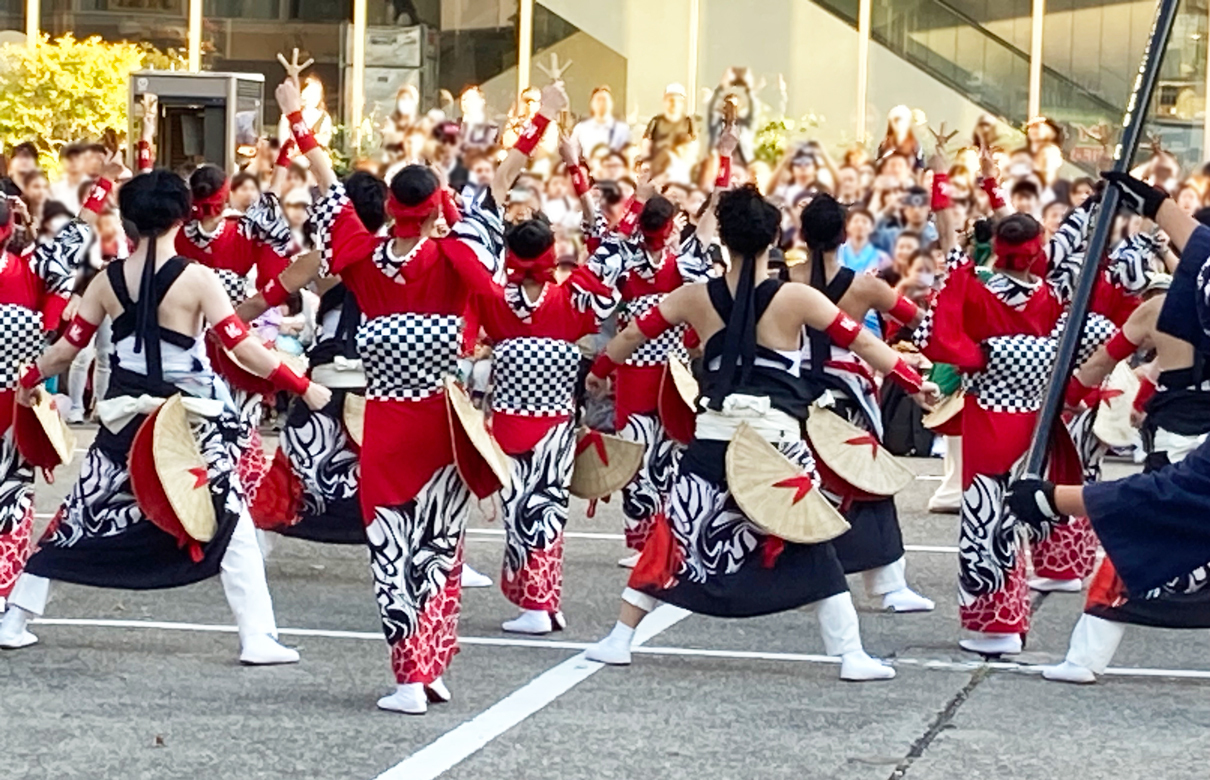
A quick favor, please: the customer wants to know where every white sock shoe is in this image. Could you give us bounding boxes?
[378,683,427,715]
[461,565,493,588]
[502,609,565,635]
[881,587,935,613]
[617,552,641,569]
[1041,661,1098,684]
[959,633,1023,656]
[1028,577,1083,593]
[0,608,37,649]
[840,650,896,681]
[927,496,960,514]
[584,621,635,665]
[239,633,300,665]
[425,676,452,703]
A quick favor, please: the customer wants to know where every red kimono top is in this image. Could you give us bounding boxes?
[174,195,295,305]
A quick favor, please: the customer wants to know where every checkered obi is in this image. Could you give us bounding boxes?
[215,268,249,306]
[491,337,581,417]
[965,334,1056,413]
[622,293,687,368]
[0,304,45,391]
[357,313,463,401]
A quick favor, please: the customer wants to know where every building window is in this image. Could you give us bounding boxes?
[289,0,350,22]
[205,0,280,19]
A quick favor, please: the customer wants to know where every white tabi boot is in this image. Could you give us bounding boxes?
[816,592,896,681]
[378,683,428,715]
[461,564,493,588]
[425,676,452,704]
[1028,577,1084,593]
[222,511,299,665]
[0,574,50,649]
[502,609,566,635]
[584,588,655,665]
[617,551,641,569]
[1042,614,1126,684]
[959,632,1023,656]
[864,558,935,613]
[0,606,36,649]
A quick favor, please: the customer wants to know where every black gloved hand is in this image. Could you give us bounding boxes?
[1102,170,1168,220]
[1006,477,1060,537]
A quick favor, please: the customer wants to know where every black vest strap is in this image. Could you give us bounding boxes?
[109,256,197,379]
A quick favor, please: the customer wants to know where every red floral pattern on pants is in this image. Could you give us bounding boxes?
[390,546,464,685]
[1032,515,1098,580]
[0,506,33,600]
[960,556,1031,634]
[501,535,563,611]
[238,426,270,503]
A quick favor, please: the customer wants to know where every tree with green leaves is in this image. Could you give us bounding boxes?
[0,34,186,174]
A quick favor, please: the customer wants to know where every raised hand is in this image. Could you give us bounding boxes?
[140,93,159,140]
[557,133,580,166]
[276,79,303,116]
[978,137,999,181]
[276,48,314,87]
[538,81,569,119]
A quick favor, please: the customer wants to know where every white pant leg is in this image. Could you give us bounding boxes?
[92,318,112,404]
[622,587,658,613]
[931,436,963,506]
[67,342,97,414]
[8,573,51,615]
[862,557,907,597]
[220,509,279,641]
[814,592,864,657]
[1065,613,1126,674]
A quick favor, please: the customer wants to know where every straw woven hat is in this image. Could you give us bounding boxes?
[14,388,76,469]
[445,377,511,488]
[1092,362,1140,448]
[922,390,965,430]
[667,357,699,408]
[806,407,914,496]
[726,423,849,544]
[132,395,217,544]
[659,357,699,445]
[570,428,644,499]
[343,393,365,447]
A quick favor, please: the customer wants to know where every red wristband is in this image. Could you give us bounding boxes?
[887,357,923,395]
[981,176,1006,210]
[636,307,673,340]
[261,276,290,308]
[887,295,918,325]
[513,113,551,157]
[930,172,951,211]
[83,178,114,214]
[1134,376,1157,412]
[214,314,250,350]
[590,353,619,379]
[137,140,153,171]
[1105,330,1138,362]
[715,156,732,189]
[18,363,42,389]
[268,363,310,396]
[287,111,319,154]
[569,164,591,197]
[824,310,862,349]
[1065,376,1094,408]
[276,138,296,168]
[618,197,643,237]
[63,315,100,348]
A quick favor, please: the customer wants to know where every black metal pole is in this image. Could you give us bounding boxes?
[1022,0,1181,480]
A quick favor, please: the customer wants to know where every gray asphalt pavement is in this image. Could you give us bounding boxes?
[4,428,1209,780]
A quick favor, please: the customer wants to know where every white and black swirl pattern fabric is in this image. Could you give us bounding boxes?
[31,220,92,296]
[240,192,296,259]
[281,402,359,516]
[451,186,506,282]
[0,432,34,537]
[1106,232,1159,294]
[367,464,469,644]
[500,421,575,581]
[1046,200,1094,305]
[957,472,1018,600]
[618,412,683,525]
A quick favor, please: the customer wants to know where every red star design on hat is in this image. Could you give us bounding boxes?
[773,475,815,505]
[188,467,209,489]
[845,433,880,458]
[1100,388,1125,407]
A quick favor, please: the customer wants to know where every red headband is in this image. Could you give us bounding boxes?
[191,181,230,220]
[506,245,556,285]
[387,189,442,238]
[993,233,1046,276]
[641,218,676,252]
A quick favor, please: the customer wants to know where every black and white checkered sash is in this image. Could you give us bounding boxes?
[214,268,249,306]
[491,337,581,417]
[965,334,1056,413]
[0,303,45,391]
[357,312,463,401]
[622,293,687,368]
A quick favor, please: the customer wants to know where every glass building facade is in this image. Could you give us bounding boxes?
[4,0,1209,167]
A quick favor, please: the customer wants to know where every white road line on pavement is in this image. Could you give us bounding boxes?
[374,604,691,780]
[29,617,1210,681]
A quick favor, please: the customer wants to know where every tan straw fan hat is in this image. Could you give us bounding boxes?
[152,395,217,543]
[343,393,365,447]
[667,357,699,408]
[659,357,700,444]
[726,423,850,544]
[569,428,644,499]
[1092,362,1141,449]
[14,388,77,470]
[806,406,914,496]
[444,377,511,488]
[922,390,965,430]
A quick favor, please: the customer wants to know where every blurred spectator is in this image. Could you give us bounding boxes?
[229,171,261,213]
[706,67,758,164]
[571,86,631,156]
[278,74,333,150]
[51,143,88,212]
[459,86,498,149]
[8,142,39,187]
[876,105,923,169]
[872,185,936,253]
[643,83,696,159]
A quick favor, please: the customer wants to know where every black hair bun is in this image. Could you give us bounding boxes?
[118,170,192,236]
[504,218,555,259]
[716,184,780,257]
